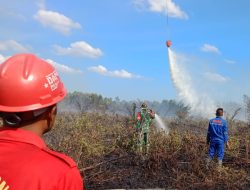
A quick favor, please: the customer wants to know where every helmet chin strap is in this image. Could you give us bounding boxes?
[33,107,49,117]
[2,107,50,127]
[3,114,22,127]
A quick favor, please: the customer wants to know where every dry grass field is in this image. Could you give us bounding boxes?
[44,112,250,189]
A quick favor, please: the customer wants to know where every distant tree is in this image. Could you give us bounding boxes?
[175,102,190,121]
[224,101,242,122]
[123,101,134,117]
[243,95,250,125]
[230,107,241,121]
[72,92,92,113]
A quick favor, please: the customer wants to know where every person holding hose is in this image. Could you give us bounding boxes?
[135,103,155,154]
[0,54,83,189]
[206,108,230,168]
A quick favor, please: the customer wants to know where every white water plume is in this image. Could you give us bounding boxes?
[167,48,216,118]
[155,114,169,134]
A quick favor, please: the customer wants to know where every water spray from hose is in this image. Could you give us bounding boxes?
[155,114,169,134]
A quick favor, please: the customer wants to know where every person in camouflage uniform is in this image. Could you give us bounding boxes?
[135,103,155,154]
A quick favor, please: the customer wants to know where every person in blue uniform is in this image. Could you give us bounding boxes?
[206,108,230,167]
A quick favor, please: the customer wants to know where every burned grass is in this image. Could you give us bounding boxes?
[44,112,250,189]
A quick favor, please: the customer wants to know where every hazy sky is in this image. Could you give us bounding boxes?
[0,0,249,102]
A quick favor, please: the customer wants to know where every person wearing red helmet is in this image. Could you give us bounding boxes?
[0,54,83,190]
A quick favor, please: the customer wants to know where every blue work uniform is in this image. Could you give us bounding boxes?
[207,116,228,161]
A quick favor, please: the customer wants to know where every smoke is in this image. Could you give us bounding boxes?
[167,48,216,118]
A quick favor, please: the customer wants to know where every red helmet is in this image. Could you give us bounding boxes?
[0,54,66,112]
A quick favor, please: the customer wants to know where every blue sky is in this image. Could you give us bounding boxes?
[0,0,250,103]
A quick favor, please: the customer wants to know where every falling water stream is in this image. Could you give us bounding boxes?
[167,48,216,118]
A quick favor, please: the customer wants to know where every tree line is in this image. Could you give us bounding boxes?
[59,91,250,124]
[58,91,189,118]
